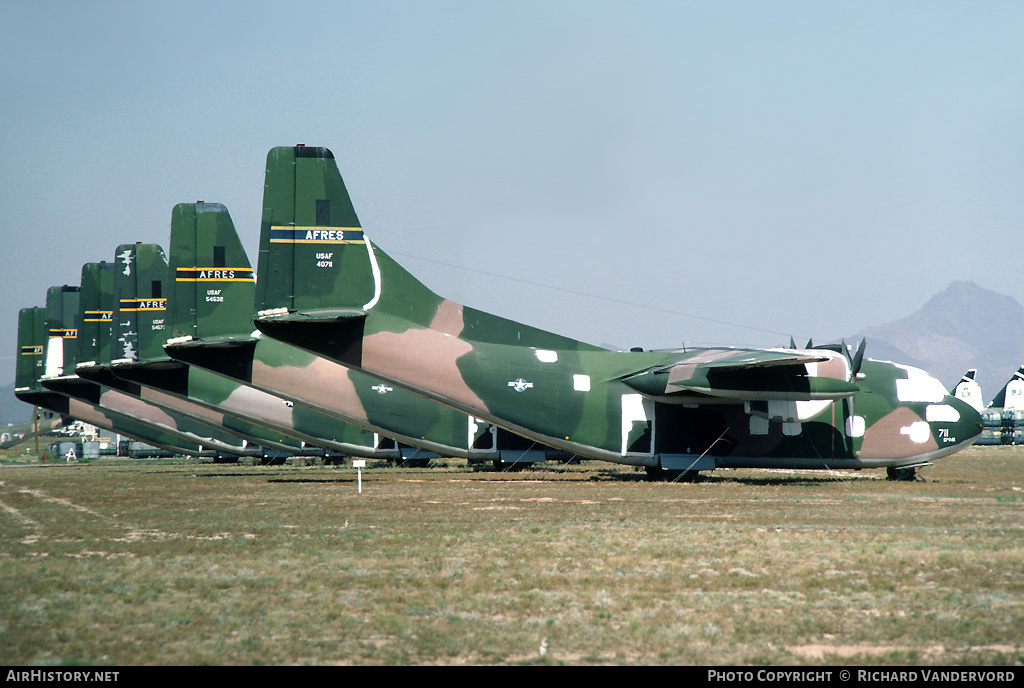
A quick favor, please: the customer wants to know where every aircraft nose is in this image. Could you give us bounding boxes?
[937,394,984,448]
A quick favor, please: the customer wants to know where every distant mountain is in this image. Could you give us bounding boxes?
[852,281,1024,404]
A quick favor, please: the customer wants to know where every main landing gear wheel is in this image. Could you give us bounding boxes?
[886,466,917,481]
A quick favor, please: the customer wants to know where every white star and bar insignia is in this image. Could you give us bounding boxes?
[508,378,534,392]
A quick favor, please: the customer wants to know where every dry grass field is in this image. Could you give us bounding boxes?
[0,444,1021,666]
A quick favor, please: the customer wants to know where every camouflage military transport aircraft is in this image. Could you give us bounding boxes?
[163,201,571,468]
[252,145,983,481]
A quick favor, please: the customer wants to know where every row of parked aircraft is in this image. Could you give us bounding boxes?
[952,368,1024,445]
[15,145,984,481]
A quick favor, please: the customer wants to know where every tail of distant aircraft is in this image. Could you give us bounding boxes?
[112,243,171,363]
[77,262,116,368]
[169,202,256,342]
[16,307,48,395]
[17,305,78,426]
[42,286,80,379]
[951,369,985,413]
[989,365,1024,411]
[254,145,602,351]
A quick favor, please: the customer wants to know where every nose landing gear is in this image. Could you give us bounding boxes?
[886,466,917,481]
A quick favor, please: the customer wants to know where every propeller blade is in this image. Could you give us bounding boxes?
[851,338,866,377]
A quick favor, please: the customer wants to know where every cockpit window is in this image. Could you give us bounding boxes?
[894,365,948,403]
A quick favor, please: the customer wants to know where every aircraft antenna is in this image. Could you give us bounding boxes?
[392,251,802,341]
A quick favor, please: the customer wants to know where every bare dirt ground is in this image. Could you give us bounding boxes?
[0,446,1021,665]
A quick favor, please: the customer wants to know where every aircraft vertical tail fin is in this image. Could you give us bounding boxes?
[252,145,605,354]
[255,145,443,325]
[952,369,984,413]
[16,307,47,393]
[990,365,1024,411]
[112,243,170,362]
[77,262,116,367]
[43,286,80,378]
[168,202,256,341]
[16,304,77,419]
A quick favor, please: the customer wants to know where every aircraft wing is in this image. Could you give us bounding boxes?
[620,348,858,402]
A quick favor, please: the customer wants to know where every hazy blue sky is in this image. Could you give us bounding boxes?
[2,1,1023,385]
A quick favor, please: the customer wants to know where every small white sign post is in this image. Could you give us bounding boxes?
[352,459,366,493]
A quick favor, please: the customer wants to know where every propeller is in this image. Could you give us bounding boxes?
[801,337,866,382]
[839,338,866,380]
[851,338,866,378]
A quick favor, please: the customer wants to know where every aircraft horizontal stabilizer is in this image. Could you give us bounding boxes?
[255,308,367,323]
[165,335,255,350]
